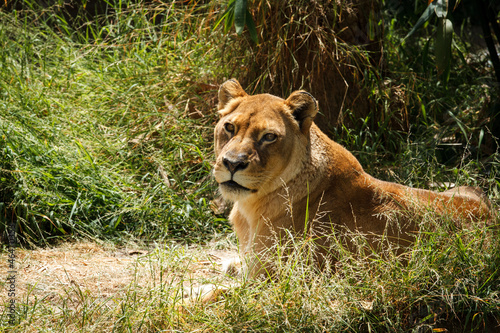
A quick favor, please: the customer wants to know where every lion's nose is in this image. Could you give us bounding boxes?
[223,156,249,175]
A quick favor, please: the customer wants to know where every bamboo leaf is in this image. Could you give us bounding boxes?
[434,0,448,19]
[245,8,258,43]
[234,0,247,35]
[405,2,436,39]
[447,110,468,138]
[436,18,453,75]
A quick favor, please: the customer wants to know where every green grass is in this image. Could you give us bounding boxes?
[1,0,499,331]
[0,1,232,245]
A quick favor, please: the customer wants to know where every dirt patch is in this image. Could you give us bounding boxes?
[0,241,239,310]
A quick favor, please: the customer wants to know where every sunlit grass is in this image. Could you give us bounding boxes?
[0,1,232,245]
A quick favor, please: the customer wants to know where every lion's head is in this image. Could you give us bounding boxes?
[213,79,318,202]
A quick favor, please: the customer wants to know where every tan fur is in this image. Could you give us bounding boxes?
[214,79,492,277]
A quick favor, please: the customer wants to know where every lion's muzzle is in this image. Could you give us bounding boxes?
[223,155,249,175]
[215,149,260,196]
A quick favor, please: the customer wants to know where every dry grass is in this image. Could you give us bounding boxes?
[235,0,382,133]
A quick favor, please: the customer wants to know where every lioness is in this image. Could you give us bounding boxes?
[214,79,492,278]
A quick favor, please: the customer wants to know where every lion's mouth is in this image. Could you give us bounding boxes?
[221,180,256,193]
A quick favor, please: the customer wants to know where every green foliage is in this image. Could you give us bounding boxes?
[405,0,453,81]
[0,1,232,245]
[367,1,499,176]
[215,0,258,43]
[402,0,500,87]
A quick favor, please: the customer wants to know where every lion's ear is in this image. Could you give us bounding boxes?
[218,79,248,111]
[285,91,318,134]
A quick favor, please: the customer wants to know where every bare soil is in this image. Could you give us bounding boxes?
[0,241,239,312]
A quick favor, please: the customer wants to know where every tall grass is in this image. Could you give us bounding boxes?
[227,0,381,136]
[0,1,232,245]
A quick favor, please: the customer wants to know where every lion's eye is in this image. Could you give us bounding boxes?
[262,133,277,143]
[224,123,235,135]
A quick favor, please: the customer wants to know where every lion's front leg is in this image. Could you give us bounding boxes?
[228,207,253,274]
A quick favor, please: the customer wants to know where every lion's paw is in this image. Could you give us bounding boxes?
[183,284,229,304]
[222,257,242,277]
